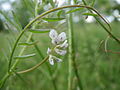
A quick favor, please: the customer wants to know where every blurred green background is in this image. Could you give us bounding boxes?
[0,0,120,90]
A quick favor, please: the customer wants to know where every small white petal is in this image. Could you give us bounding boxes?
[47,48,51,54]
[49,30,58,40]
[56,58,62,62]
[60,40,68,49]
[52,56,62,62]
[51,38,60,45]
[55,49,67,56]
[58,32,66,42]
[49,55,54,65]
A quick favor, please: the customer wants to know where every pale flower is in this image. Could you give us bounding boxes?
[49,55,54,65]
[47,29,68,65]
[55,48,67,56]
[47,47,51,54]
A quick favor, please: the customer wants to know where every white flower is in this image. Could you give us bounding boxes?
[48,29,68,65]
[55,48,67,56]
[58,32,66,42]
[47,48,51,54]
[49,30,67,45]
[49,55,54,65]
[49,29,58,40]
[51,38,59,45]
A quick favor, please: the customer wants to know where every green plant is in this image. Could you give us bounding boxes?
[0,0,120,90]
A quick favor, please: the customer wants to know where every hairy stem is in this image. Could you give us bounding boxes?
[67,8,73,90]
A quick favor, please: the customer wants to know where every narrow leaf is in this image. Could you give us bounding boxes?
[66,8,84,14]
[18,41,38,46]
[29,29,50,33]
[42,18,65,22]
[14,53,36,59]
[82,13,98,16]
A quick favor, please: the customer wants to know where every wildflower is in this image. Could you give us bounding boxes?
[47,29,68,65]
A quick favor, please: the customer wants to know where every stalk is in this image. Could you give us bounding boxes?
[67,1,83,90]
[67,10,73,90]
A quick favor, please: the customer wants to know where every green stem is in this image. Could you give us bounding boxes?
[67,11,73,90]
[67,2,83,90]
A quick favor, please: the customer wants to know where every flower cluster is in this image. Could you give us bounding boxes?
[47,29,68,65]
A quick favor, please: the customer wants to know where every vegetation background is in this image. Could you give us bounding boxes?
[0,0,120,90]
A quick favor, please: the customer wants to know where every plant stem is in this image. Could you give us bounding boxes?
[67,9,73,90]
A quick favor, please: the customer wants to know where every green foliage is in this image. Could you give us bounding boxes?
[0,0,120,90]
[14,53,36,59]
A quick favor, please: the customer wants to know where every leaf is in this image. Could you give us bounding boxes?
[29,29,50,33]
[14,53,36,59]
[82,13,98,16]
[66,8,84,14]
[18,41,38,46]
[42,18,65,22]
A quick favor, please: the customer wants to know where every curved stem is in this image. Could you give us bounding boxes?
[8,4,120,74]
[17,56,49,74]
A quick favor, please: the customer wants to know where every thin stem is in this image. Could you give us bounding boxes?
[67,10,73,90]
[17,56,49,74]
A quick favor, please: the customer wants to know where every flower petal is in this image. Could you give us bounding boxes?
[52,56,62,62]
[60,40,68,49]
[58,32,66,42]
[47,48,51,54]
[49,29,58,40]
[51,38,61,45]
[49,55,54,65]
[55,48,67,56]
